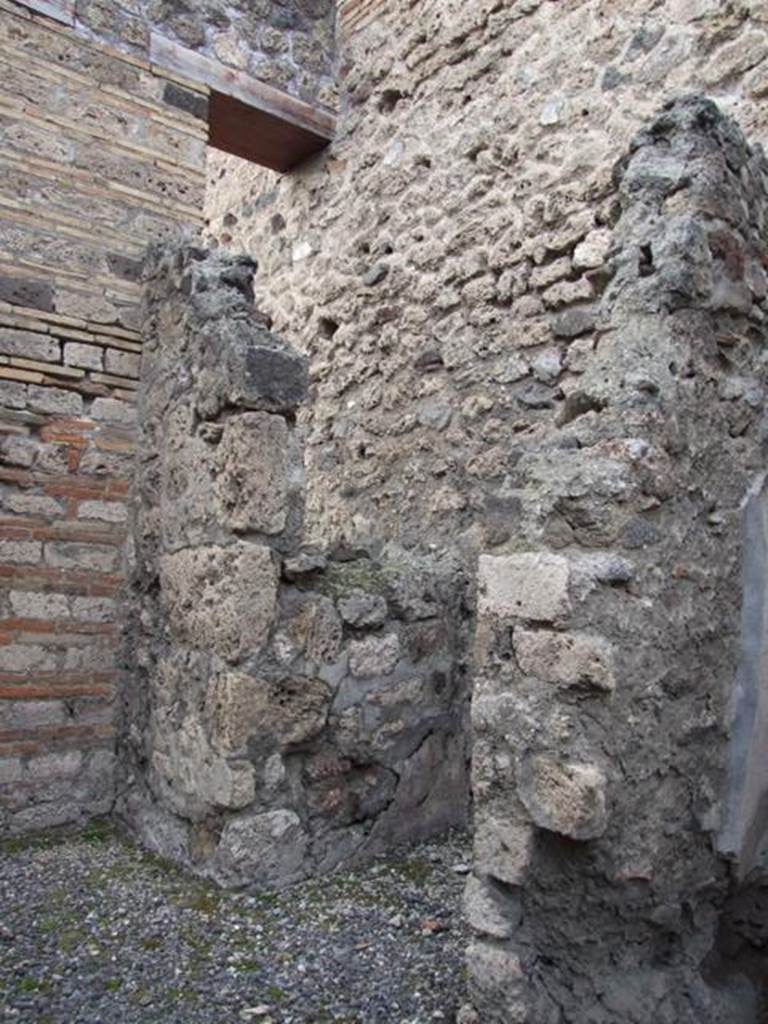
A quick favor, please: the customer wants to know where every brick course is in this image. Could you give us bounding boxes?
[0,2,186,836]
[0,1,336,838]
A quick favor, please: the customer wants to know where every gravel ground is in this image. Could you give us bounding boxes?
[0,823,471,1024]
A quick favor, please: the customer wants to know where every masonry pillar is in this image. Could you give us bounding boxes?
[465,98,768,1023]
[122,245,470,885]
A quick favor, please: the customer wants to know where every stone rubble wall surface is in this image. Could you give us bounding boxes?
[201,0,768,1016]
[17,0,337,109]
[122,245,470,887]
[204,0,768,558]
[466,97,768,1024]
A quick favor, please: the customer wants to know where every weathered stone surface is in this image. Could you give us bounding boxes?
[466,944,527,1024]
[9,591,68,619]
[126,247,469,892]
[282,550,327,579]
[225,326,309,415]
[552,306,597,338]
[572,228,612,269]
[46,541,117,573]
[192,17,768,1020]
[337,589,388,628]
[151,718,256,818]
[64,341,103,370]
[347,633,401,678]
[478,553,571,622]
[276,591,343,664]
[27,386,83,416]
[0,2,336,843]
[204,671,331,754]
[518,755,607,840]
[18,12,768,1022]
[0,328,59,363]
[157,411,213,549]
[0,276,53,311]
[463,874,522,938]
[214,412,292,534]
[203,672,266,755]
[159,543,278,662]
[212,809,308,888]
[369,731,469,844]
[514,628,615,692]
[474,816,533,886]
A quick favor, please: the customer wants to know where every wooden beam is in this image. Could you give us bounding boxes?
[150,33,335,170]
[8,1,335,172]
[208,90,331,172]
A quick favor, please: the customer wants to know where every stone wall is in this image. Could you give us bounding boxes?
[201,0,768,1016]
[122,245,469,887]
[466,97,768,1024]
[18,0,336,108]
[337,0,390,35]
[204,0,768,556]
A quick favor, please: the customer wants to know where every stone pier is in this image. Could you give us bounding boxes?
[121,245,470,886]
[465,98,768,1023]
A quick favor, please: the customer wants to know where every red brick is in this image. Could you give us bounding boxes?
[106,480,130,498]
[39,422,93,446]
[32,523,126,545]
[0,516,49,531]
[0,519,125,549]
[94,435,136,454]
[0,619,118,635]
[0,468,129,502]
[0,683,113,699]
[0,565,123,593]
[0,526,34,540]
[44,479,117,500]
[0,468,33,487]
[41,418,96,434]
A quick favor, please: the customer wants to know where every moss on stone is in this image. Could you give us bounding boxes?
[309,559,393,599]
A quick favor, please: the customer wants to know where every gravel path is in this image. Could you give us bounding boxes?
[0,824,471,1024]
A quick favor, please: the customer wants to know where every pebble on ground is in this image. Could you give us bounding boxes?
[0,823,471,1024]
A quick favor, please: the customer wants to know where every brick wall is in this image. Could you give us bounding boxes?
[0,2,208,835]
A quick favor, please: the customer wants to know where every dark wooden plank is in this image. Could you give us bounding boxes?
[150,33,334,142]
[208,90,331,172]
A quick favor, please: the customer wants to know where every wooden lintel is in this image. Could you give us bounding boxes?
[7,2,336,172]
[208,90,331,172]
[150,33,335,171]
